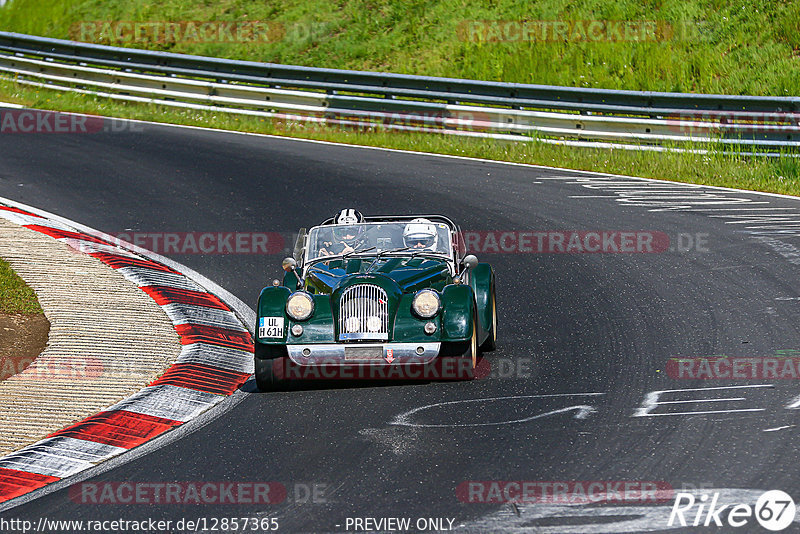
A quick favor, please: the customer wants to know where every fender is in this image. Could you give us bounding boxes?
[256,286,291,345]
[441,283,475,342]
[469,263,495,344]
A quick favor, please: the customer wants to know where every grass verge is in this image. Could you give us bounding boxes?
[0,0,798,96]
[0,257,43,315]
[1,77,798,197]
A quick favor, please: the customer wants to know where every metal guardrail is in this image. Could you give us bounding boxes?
[0,31,798,155]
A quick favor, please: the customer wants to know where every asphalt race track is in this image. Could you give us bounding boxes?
[3,111,800,532]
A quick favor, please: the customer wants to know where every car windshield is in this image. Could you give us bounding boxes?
[307,221,452,262]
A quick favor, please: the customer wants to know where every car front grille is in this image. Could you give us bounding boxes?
[338,284,389,341]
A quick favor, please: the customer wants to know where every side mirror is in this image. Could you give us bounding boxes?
[461,254,478,270]
[282,257,298,272]
[281,257,302,289]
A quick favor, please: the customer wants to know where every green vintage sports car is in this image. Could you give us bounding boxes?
[254,212,496,390]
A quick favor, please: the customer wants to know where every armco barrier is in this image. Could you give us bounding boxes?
[0,31,798,155]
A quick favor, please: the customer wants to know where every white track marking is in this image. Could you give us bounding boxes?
[784,394,800,409]
[635,409,765,417]
[633,385,772,417]
[390,393,603,428]
[715,217,800,224]
[756,237,800,264]
[741,224,800,229]
[551,173,800,239]
[687,208,800,211]
[394,405,597,428]
[654,398,747,404]
[763,425,795,432]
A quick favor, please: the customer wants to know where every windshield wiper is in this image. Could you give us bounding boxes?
[343,246,376,259]
[375,246,411,259]
[366,246,412,271]
[406,250,447,261]
[308,246,376,265]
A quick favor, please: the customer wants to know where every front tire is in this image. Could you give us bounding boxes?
[254,342,291,391]
[480,283,497,352]
[458,311,479,380]
[255,357,290,391]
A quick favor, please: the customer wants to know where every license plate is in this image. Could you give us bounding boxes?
[344,346,384,360]
[258,317,284,338]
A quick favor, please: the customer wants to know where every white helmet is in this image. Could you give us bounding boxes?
[403,218,438,250]
[333,208,364,225]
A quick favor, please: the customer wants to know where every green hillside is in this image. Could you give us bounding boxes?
[1,0,798,95]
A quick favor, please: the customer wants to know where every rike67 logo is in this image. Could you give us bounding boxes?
[669,490,796,531]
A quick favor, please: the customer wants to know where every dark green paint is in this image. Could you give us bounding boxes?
[469,263,495,345]
[257,255,492,346]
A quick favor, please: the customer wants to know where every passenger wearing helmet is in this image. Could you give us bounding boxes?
[332,209,363,226]
[319,209,365,256]
[403,218,438,251]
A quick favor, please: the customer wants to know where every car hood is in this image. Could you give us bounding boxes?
[305,257,451,294]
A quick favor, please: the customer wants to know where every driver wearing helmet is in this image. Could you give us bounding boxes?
[403,218,438,251]
[319,209,365,256]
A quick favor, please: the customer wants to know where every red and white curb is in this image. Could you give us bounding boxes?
[0,201,254,504]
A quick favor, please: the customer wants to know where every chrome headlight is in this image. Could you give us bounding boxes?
[412,289,441,318]
[286,292,314,321]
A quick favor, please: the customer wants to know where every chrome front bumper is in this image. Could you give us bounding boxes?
[287,342,440,366]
